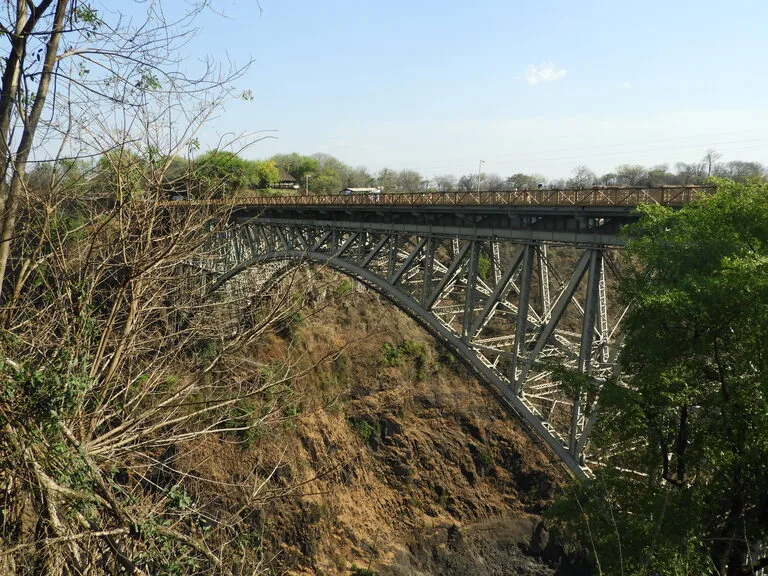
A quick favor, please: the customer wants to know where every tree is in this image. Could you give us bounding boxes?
[485,173,506,191]
[567,165,596,188]
[505,173,542,190]
[194,150,258,196]
[0,3,305,573]
[312,167,344,195]
[270,153,320,184]
[433,174,457,192]
[457,173,478,192]
[615,163,648,186]
[675,161,706,184]
[396,169,424,192]
[346,166,375,188]
[376,168,398,192]
[646,164,675,186]
[551,179,768,575]
[717,160,766,182]
[703,148,723,177]
[0,1,246,298]
[252,159,281,189]
[597,171,617,186]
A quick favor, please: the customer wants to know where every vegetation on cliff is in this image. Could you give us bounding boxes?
[551,179,768,576]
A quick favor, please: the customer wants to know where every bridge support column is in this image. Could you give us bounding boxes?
[538,244,551,322]
[462,241,481,340]
[570,247,603,455]
[512,244,534,394]
[421,238,436,305]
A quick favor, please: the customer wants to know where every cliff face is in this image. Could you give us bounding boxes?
[184,269,588,575]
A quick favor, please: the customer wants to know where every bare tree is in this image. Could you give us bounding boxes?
[396,169,424,192]
[567,165,596,188]
[485,173,506,191]
[674,161,706,184]
[433,174,457,192]
[703,148,723,177]
[505,173,542,190]
[717,160,765,182]
[0,1,248,298]
[0,3,324,574]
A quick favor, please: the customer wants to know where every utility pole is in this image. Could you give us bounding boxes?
[477,160,485,193]
[305,174,311,195]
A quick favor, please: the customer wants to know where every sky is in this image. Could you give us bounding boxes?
[154,0,768,179]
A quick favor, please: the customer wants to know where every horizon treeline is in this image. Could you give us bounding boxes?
[24,147,767,199]
[266,148,766,193]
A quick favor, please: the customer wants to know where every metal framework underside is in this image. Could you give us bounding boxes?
[198,218,633,479]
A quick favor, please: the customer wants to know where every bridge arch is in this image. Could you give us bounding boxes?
[208,230,628,479]
[213,249,564,461]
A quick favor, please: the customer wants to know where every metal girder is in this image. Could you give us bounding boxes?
[471,246,525,338]
[391,237,427,285]
[462,241,481,340]
[208,218,625,479]
[512,245,534,394]
[425,242,470,310]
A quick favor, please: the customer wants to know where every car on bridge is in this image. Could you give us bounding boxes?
[341,187,381,202]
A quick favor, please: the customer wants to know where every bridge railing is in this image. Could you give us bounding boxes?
[167,185,714,209]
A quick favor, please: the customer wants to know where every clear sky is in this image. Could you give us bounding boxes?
[168,0,768,179]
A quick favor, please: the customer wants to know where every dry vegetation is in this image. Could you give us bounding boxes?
[0,183,321,574]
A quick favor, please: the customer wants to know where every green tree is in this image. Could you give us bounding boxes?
[193,150,257,196]
[552,179,768,575]
[270,152,320,184]
[312,167,344,195]
[252,159,281,189]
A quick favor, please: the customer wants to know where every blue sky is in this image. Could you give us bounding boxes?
[173,0,768,179]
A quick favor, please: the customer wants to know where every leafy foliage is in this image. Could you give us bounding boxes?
[550,179,768,575]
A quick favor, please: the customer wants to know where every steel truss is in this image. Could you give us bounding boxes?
[208,221,625,479]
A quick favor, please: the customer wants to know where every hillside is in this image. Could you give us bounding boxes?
[189,267,589,575]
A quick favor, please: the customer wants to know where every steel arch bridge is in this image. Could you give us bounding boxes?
[191,186,709,479]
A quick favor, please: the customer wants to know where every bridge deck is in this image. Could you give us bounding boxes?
[176,185,712,209]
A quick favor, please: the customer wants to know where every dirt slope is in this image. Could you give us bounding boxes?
[184,269,588,575]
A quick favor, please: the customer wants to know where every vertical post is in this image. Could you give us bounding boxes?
[492,242,502,286]
[387,236,398,282]
[462,241,481,340]
[421,237,436,305]
[538,244,551,322]
[512,244,534,393]
[598,255,609,363]
[570,248,602,455]
[356,231,367,263]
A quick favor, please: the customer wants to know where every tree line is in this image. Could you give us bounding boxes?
[22,147,767,203]
[195,148,768,196]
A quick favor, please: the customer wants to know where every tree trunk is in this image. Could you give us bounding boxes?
[0,0,70,299]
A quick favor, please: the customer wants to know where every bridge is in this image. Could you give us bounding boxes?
[191,185,711,479]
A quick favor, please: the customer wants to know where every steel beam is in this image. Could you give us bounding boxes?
[512,245,534,394]
[462,241,481,340]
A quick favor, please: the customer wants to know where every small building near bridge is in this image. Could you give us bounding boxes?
[273,168,300,190]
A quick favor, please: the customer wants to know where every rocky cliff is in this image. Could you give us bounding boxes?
[182,268,589,575]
